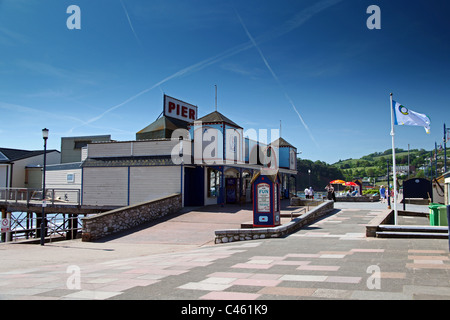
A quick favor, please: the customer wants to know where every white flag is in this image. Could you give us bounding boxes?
[393,101,431,134]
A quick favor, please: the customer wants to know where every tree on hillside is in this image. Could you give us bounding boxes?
[296,159,345,191]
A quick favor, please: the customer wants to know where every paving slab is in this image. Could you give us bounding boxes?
[0,200,448,302]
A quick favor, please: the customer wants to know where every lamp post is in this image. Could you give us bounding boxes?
[308,169,311,187]
[40,128,49,246]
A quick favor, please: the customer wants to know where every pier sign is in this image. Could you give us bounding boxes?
[164,95,197,122]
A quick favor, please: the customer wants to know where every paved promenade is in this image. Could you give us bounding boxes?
[0,201,449,301]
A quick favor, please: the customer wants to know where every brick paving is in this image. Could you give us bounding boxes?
[0,201,449,301]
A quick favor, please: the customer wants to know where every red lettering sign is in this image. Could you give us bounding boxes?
[164,95,197,122]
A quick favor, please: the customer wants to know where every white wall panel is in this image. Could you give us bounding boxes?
[82,167,128,206]
[129,166,180,204]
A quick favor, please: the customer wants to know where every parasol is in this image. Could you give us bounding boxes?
[329,180,345,184]
[344,181,358,186]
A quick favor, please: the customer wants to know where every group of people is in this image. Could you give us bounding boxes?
[314,183,397,203]
[304,186,315,199]
[379,185,398,203]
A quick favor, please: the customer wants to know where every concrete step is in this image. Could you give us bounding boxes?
[378,225,448,233]
[376,231,448,239]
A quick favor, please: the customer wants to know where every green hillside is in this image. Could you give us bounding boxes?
[296,147,449,190]
[331,147,449,183]
[296,159,345,191]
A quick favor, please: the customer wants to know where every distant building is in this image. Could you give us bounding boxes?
[60,135,111,163]
[0,147,60,188]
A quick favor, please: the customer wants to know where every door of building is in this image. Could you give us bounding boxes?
[184,167,204,206]
[226,178,237,204]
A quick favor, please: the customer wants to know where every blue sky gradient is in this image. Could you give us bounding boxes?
[1,0,449,164]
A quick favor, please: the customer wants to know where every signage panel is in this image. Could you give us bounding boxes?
[1,218,10,232]
[164,95,197,122]
[257,183,271,213]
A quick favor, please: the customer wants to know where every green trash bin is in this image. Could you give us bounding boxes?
[437,206,448,226]
[429,203,441,226]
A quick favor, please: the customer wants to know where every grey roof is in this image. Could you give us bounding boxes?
[137,116,189,134]
[272,137,296,149]
[191,111,242,129]
[0,147,59,163]
[45,162,82,171]
[82,155,175,167]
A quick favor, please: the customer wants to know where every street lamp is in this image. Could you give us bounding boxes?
[40,128,49,246]
[308,169,311,187]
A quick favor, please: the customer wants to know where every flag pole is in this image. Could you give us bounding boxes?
[390,93,398,224]
[444,123,447,173]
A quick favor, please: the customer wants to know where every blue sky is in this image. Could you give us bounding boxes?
[1,0,449,164]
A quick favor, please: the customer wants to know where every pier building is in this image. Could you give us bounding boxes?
[1,94,299,243]
[80,94,298,208]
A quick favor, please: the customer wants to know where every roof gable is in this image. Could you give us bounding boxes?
[0,148,59,163]
[191,111,242,129]
[272,137,295,148]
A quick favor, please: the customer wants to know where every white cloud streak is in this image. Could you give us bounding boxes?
[234,10,319,147]
[120,0,142,48]
[76,0,343,132]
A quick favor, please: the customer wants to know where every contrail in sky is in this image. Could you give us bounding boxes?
[120,0,142,47]
[234,10,319,147]
[77,0,343,132]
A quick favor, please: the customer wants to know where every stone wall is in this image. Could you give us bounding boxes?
[81,194,182,241]
[335,195,380,202]
[290,197,325,206]
[215,200,334,244]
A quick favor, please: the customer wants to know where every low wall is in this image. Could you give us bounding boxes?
[290,197,325,206]
[81,194,182,241]
[335,195,380,202]
[365,209,393,237]
[215,200,334,244]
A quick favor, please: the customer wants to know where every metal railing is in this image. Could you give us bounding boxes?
[1,211,86,243]
[0,188,81,206]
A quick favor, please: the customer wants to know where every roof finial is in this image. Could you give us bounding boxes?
[215,85,218,112]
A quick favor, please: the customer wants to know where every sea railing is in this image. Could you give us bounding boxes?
[0,187,81,206]
[1,212,84,243]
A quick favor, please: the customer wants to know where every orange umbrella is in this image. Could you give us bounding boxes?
[330,180,345,184]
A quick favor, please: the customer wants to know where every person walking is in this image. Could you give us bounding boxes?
[309,187,314,199]
[325,184,335,201]
[379,185,386,203]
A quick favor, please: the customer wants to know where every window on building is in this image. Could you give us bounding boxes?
[67,173,75,183]
[208,168,221,198]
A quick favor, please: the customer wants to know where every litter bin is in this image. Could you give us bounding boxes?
[429,203,441,226]
[438,205,448,226]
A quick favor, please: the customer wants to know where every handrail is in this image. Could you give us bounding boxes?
[291,207,306,220]
[0,187,81,206]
